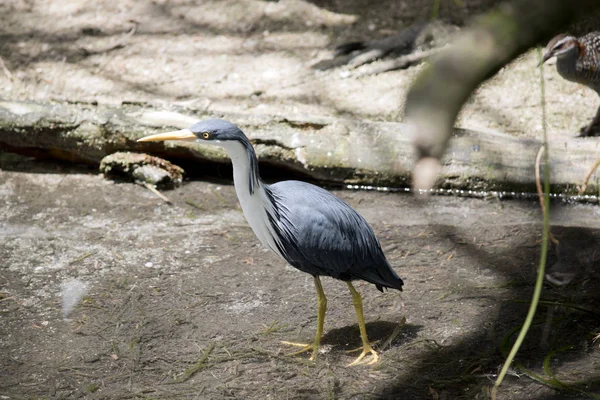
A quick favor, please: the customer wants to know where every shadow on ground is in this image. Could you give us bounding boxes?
[1,159,599,399]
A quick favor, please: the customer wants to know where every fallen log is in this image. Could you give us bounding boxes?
[1,100,599,194]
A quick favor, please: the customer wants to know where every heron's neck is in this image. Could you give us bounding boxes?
[218,139,284,258]
[218,140,263,197]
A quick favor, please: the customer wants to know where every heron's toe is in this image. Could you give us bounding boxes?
[346,345,379,367]
[281,341,319,360]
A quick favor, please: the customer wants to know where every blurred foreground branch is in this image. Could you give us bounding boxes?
[405,0,600,192]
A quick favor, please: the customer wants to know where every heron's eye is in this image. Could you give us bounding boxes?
[202,132,210,139]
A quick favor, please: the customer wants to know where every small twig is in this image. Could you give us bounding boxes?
[0,296,17,303]
[142,182,171,204]
[380,316,407,351]
[184,199,204,210]
[174,342,215,383]
[69,251,97,265]
[259,320,288,335]
[56,368,95,378]
[0,56,13,80]
[534,146,558,245]
[577,158,600,195]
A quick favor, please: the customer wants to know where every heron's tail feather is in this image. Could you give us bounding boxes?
[353,263,404,293]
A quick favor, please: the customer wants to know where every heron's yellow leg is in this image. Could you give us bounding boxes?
[346,281,379,367]
[281,276,327,361]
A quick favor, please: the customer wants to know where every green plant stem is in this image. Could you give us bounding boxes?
[431,0,440,20]
[491,47,551,399]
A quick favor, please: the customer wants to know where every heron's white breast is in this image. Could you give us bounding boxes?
[218,141,285,259]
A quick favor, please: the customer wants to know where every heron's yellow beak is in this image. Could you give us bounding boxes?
[137,129,196,142]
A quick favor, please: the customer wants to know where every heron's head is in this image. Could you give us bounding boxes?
[541,34,579,64]
[137,119,247,145]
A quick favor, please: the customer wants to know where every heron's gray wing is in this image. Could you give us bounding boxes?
[268,181,399,288]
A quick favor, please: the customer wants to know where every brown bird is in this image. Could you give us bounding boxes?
[542,32,600,137]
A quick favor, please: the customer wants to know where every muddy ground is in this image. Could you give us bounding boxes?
[1,156,600,400]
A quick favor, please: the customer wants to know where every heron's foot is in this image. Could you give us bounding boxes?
[346,342,379,367]
[281,340,319,361]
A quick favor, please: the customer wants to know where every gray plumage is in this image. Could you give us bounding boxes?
[267,180,403,291]
[543,32,600,136]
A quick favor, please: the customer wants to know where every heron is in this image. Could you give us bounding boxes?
[138,119,404,366]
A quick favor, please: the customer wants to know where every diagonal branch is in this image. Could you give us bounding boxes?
[405,0,600,192]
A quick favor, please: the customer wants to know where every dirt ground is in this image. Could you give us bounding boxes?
[1,155,600,400]
[2,0,600,399]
